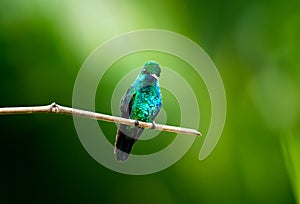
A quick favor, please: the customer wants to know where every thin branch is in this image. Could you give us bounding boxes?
[0,102,202,136]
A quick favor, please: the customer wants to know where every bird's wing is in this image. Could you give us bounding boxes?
[120,85,136,119]
[150,102,162,121]
[115,85,140,161]
[150,89,162,121]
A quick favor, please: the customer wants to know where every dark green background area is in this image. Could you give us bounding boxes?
[1,0,299,203]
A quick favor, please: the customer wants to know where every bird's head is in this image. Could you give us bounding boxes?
[140,60,161,81]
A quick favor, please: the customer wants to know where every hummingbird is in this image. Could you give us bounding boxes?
[114,60,162,161]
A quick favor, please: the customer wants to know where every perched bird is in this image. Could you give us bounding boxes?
[114,60,162,161]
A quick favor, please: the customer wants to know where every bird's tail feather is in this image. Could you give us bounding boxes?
[114,130,136,161]
[114,125,144,161]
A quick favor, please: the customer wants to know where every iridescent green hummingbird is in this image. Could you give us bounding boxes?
[114,60,162,161]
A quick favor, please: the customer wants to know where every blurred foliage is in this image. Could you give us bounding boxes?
[1,0,300,203]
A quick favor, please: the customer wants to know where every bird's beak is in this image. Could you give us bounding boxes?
[151,73,158,80]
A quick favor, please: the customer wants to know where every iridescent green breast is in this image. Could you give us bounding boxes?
[130,85,161,122]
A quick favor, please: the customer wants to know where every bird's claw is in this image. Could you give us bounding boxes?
[151,122,156,129]
[135,120,139,127]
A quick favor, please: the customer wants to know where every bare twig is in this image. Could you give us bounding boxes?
[0,102,202,136]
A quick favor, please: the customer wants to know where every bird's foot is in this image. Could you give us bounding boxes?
[135,120,139,127]
[151,121,156,129]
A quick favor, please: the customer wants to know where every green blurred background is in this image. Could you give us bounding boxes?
[1,0,300,203]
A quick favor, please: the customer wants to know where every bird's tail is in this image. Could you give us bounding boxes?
[114,125,144,161]
[114,129,136,161]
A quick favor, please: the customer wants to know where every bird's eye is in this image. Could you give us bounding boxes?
[142,69,147,73]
